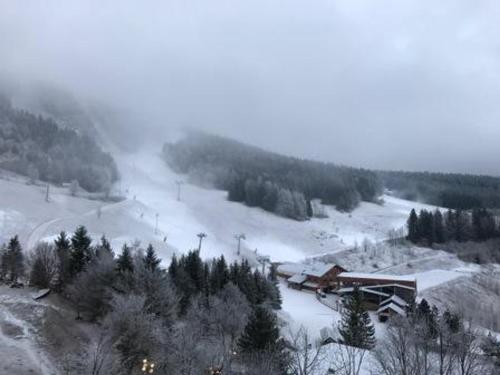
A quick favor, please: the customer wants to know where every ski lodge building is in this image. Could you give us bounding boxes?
[335,272,417,321]
[278,263,417,321]
[276,262,346,291]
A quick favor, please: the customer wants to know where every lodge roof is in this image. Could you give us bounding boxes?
[338,286,391,298]
[377,303,407,316]
[337,272,416,283]
[380,294,409,308]
[278,262,340,278]
[288,274,308,284]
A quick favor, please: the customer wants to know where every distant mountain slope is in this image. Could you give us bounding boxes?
[381,170,500,209]
[164,131,500,216]
[163,132,384,218]
[5,81,98,138]
[0,96,118,192]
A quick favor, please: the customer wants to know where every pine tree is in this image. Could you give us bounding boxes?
[209,255,229,293]
[338,285,376,349]
[69,226,92,277]
[238,306,283,353]
[268,263,278,282]
[116,244,134,273]
[168,254,178,283]
[407,209,419,243]
[454,209,468,242]
[292,191,308,220]
[143,244,160,272]
[417,298,439,339]
[442,309,461,333]
[54,231,71,289]
[433,210,445,243]
[417,298,431,318]
[183,250,205,292]
[5,236,24,283]
[262,181,279,212]
[275,188,295,219]
[0,245,8,280]
[95,235,114,259]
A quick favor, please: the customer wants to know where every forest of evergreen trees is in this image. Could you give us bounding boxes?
[406,207,498,246]
[163,132,383,219]
[164,133,500,221]
[0,96,118,192]
[382,170,500,209]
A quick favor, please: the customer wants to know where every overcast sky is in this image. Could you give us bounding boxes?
[1,0,500,174]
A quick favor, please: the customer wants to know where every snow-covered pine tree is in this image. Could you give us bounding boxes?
[338,285,376,349]
[143,244,160,272]
[275,188,295,219]
[209,255,229,293]
[95,235,114,259]
[116,244,134,273]
[0,245,8,280]
[407,208,419,243]
[54,231,71,289]
[238,306,283,353]
[433,209,445,243]
[5,236,24,283]
[292,191,308,220]
[262,181,279,212]
[69,226,93,277]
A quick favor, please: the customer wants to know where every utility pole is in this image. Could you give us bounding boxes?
[175,180,184,201]
[197,232,207,252]
[45,184,50,203]
[155,213,159,235]
[234,233,246,256]
[257,253,270,274]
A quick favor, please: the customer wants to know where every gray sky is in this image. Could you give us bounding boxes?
[1,0,500,174]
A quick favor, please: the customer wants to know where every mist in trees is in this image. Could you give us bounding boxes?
[382,170,500,210]
[163,132,383,219]
[0,97,118,192]
[407,207,499,245]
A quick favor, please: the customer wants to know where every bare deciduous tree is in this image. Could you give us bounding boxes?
[327,343,367,375]
[84,333,113,375]
[288,325,326,375]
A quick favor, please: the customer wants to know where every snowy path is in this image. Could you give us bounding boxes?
[0,293,58,375]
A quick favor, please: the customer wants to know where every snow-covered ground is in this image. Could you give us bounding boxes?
[0,139,488,355]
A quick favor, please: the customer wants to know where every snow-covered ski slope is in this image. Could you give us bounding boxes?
[109,144,443,263]
[0,139,481,341]
[0,141,443,266]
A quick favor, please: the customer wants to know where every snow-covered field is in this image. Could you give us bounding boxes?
[0,140,489,363]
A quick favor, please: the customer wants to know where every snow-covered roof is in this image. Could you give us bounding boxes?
[302,281,320,289]
[278,262,338,278]
[380,294,408,307]
[288,274,308,284]
[337,272,416,283]
[338,287,390,298]
[320,327,341,341]
[377,303,407,316]
[364,283,416,291]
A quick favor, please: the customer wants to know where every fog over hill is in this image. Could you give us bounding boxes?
[1,0,500,174]
[1,2,500,373]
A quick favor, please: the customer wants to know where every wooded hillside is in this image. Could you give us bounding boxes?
[382,170,500,209]
[163,132,383,218]
[0,96,118,192]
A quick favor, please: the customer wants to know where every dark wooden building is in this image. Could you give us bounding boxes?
[277,262,346,291]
